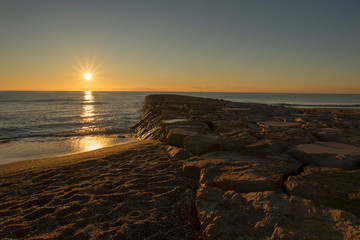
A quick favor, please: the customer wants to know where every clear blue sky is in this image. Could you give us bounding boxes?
[1,0,359,93]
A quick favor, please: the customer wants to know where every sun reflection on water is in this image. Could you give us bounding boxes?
[80,136,103,151]
[82,105,95,120]
[80,91,99,150]
[76,91,133,153]
[82,91,95,122]
[84,90,94,102]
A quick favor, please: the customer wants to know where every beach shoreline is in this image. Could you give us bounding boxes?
[0,136,136,166]
[0,139,140,176]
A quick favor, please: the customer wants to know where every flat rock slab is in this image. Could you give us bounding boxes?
[218,132,258,150]
[165,122,211,147]
[166,128,193,147]
[211,120,249,134]
[313,128,358,145]
[183,151,302,193]
[265,129,317,146]
[260,121,301,127]
[258,121,301,132]
[183,134,218,155]
[287,142,360,169]
[285,166,360,218]
[223,107,250,111]
[291,113,318,117]
[162,118,188,124]
[196,186,360,240]
[219,138,289,158]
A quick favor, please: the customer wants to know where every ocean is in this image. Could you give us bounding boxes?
[1,91,360,164]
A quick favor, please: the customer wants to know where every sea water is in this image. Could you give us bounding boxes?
[0,91,146,164]
[1,91,360,164]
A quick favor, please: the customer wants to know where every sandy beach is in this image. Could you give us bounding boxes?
[1,94,360,239]
[0,140,200,239]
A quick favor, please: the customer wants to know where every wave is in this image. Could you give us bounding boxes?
[0,99,107,105]
[0,99,79,102]
[0,128,134,143]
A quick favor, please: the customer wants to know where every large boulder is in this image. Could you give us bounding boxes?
[314,127,345,142]
[313,127,360,146]
[183,134,218,155]
[165,122,212,147]
[183,152,302,193]
[165,128,193,147]
[218,132,258,150]
[211,120,248,134]
[257,121,301,132]
[165,121,210,135]
[285,166,360,218]
[196,186,360,240]
[265,129,317,146]
[219,136,288,158]
[287,142,360,169]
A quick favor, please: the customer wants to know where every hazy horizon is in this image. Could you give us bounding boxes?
[1,1,360,94]
[2,90,360,97]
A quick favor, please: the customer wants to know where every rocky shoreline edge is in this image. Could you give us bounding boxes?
[0,94,359,239]
[133,94,360,239]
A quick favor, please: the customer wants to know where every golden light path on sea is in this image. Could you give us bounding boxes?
[80,90,102,151]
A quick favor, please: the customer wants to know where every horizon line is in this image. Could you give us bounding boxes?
[0,90,359,95]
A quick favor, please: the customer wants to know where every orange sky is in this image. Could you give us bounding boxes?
[1,1,359,94]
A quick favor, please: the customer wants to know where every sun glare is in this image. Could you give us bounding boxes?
[69,53,103,90]
[84,73,92,80]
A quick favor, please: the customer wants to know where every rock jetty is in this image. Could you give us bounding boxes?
[134,94,360,239]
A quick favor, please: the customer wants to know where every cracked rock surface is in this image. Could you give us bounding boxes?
[196,187,360,240]
[285,166,360,218]
[134,94,360,239]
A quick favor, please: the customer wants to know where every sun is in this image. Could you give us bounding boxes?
[84,73,92,80]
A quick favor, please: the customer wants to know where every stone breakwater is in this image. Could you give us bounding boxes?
[134,94,360,239]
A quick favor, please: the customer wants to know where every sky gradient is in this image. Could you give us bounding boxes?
[1,0,359,93]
